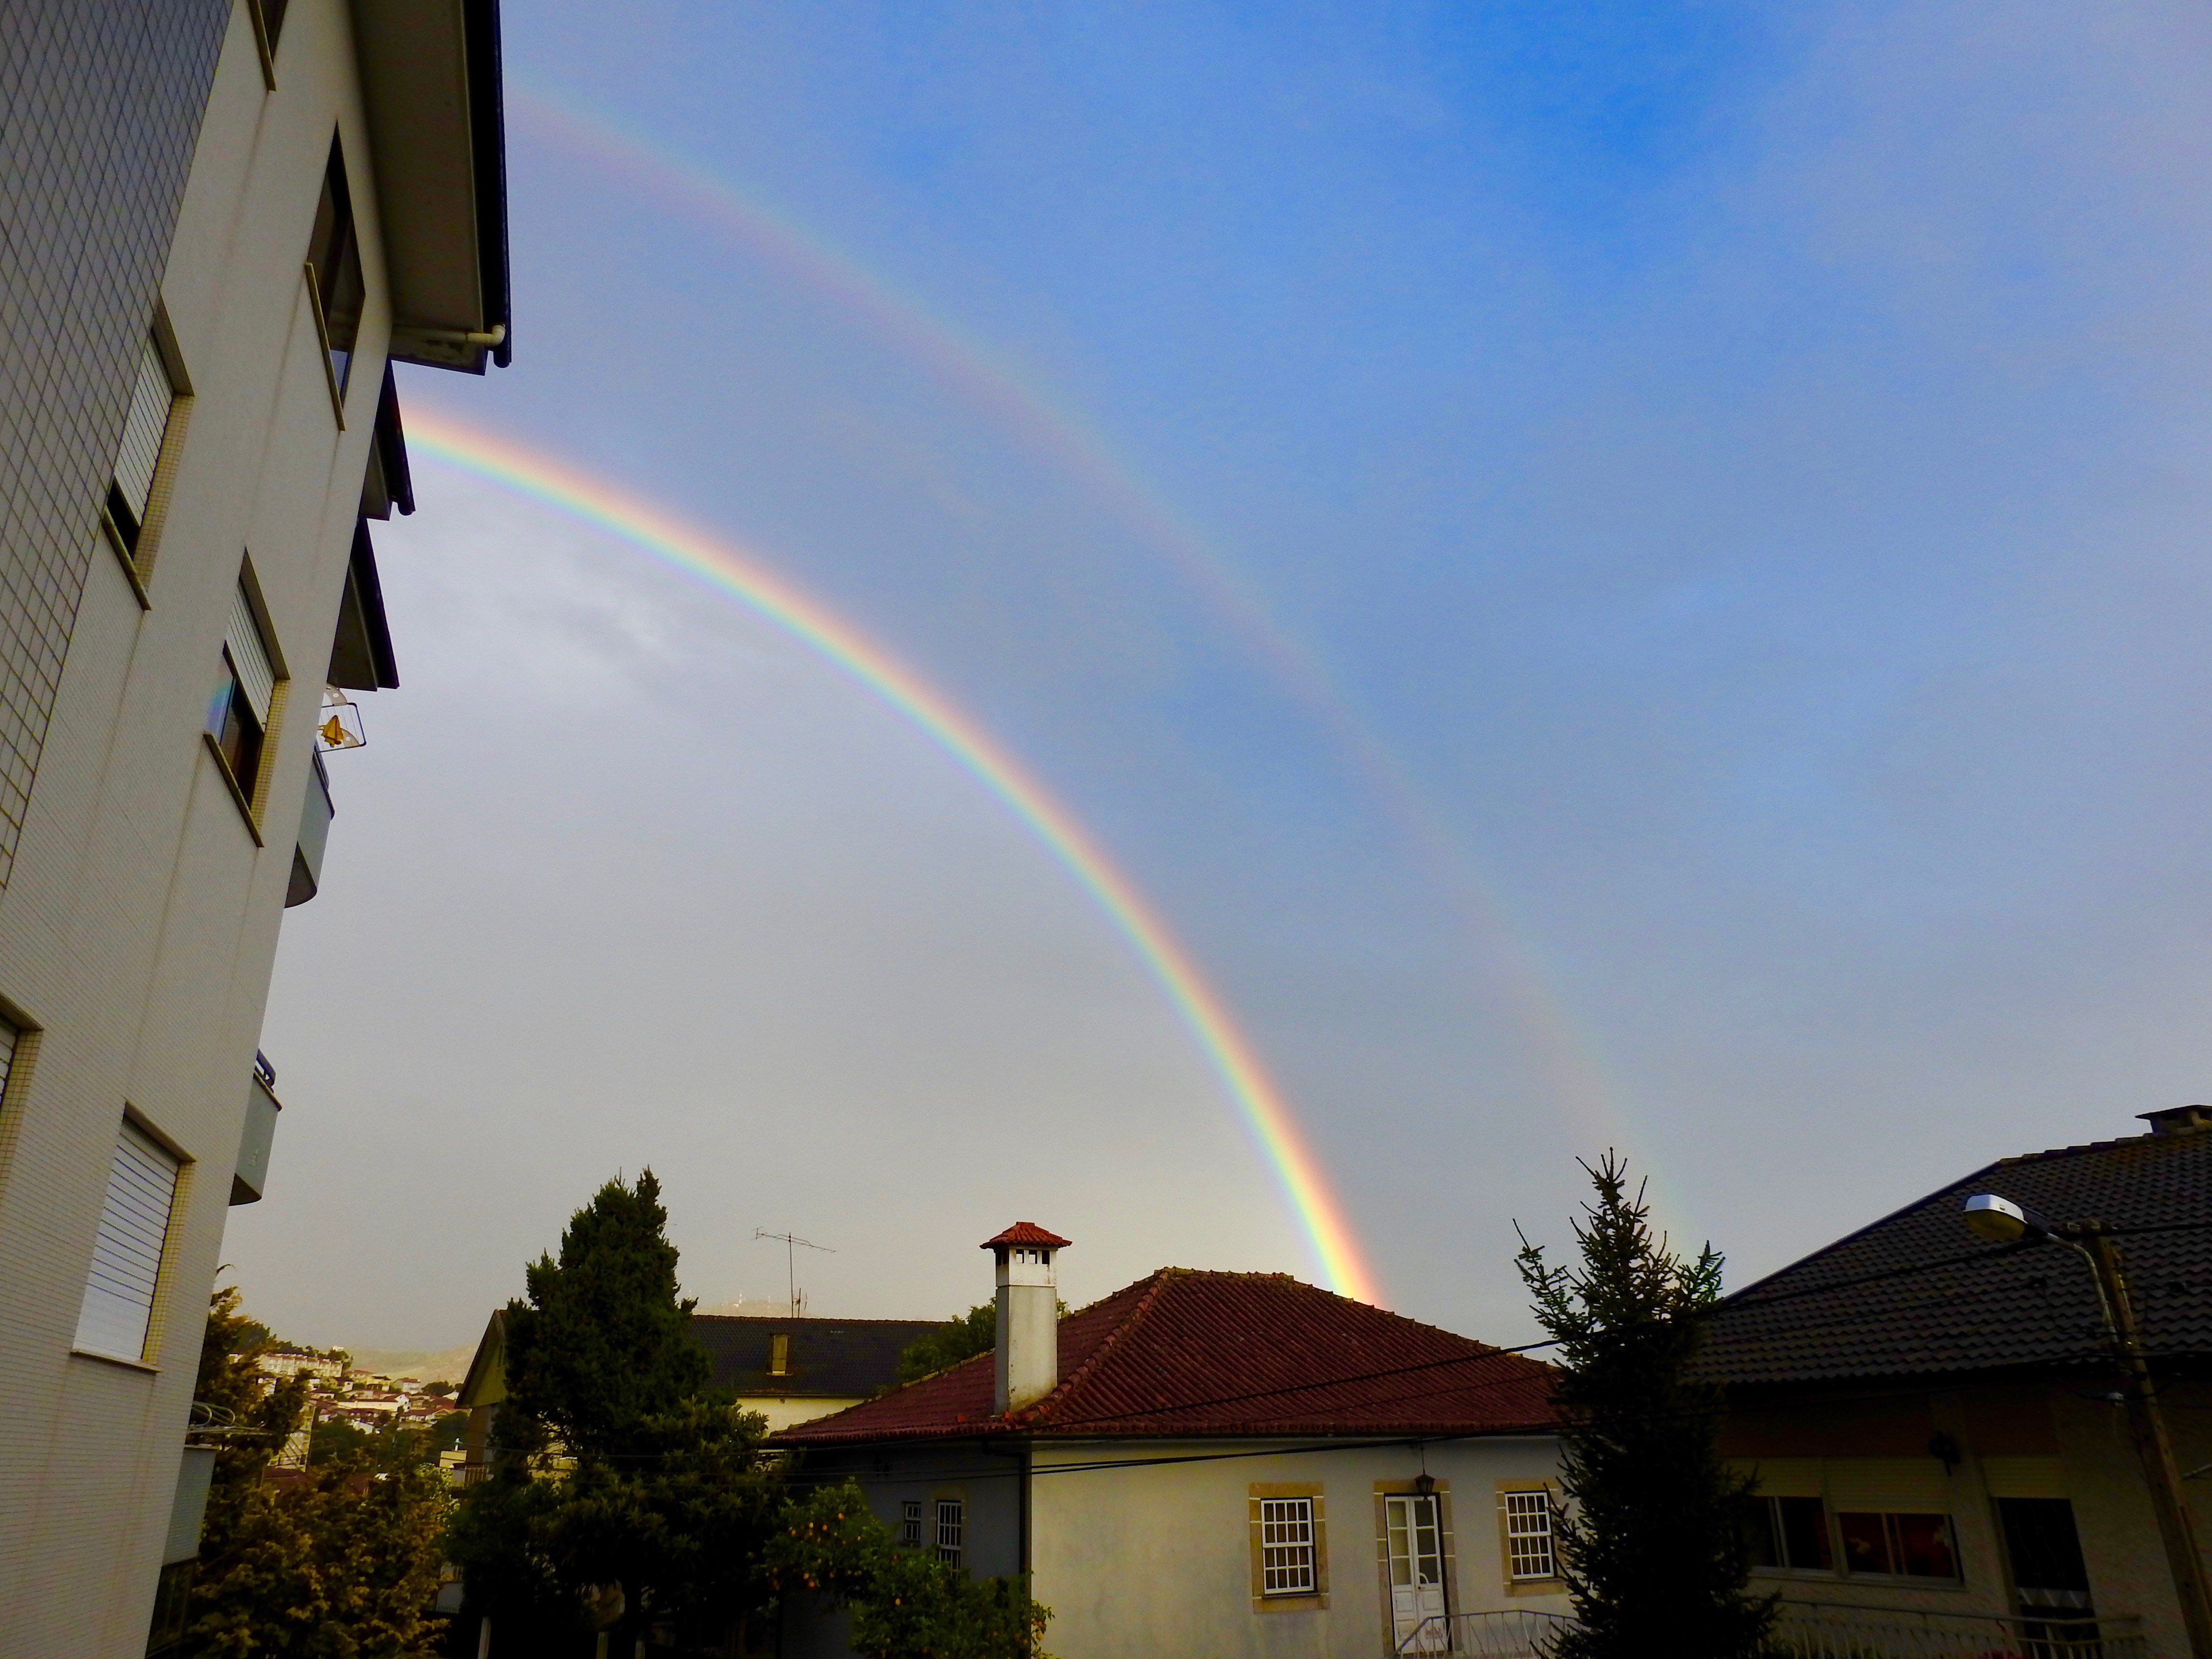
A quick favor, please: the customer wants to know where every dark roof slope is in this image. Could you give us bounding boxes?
[775,1269,1558,1446]
[1697,1126,2212,1387]
[693,1315,944,1399]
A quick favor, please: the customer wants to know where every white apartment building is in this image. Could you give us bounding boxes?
[0,1,510,1652]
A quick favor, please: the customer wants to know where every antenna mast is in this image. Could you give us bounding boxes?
[751,1228,834,1315]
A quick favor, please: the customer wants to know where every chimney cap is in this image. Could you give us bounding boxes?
[2138,1105,2212,1137]
[982,1222,1072,1250]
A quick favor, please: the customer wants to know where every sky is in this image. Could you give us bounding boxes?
[227,0,2212,1353]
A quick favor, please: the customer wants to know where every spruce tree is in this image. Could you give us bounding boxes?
[453,1170,780,1653]
[1515,1154,1772,1659]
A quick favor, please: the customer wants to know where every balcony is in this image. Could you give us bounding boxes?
[1770,1601,2146,1659]
[229,1059,282,1205]
[1393,1604,2145,1659]
[285,750,333,907]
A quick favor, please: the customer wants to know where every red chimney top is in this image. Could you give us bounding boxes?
[981,1222,1071,1250]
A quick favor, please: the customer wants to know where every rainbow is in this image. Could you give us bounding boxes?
[403,409,1385,1307]
[505,84,1690,1234]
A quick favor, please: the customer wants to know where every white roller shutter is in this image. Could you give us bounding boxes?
[1825,1457,1954,1513]
[73,1120,180,1362]
[225,583,275,724]
[113,338,174,522]
[1981,1455,2068,1499]
[0,1018,17,1103]
[1732,1458,1823,1498]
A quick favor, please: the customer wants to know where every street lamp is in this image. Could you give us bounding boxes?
[1960,1192,2212,1659]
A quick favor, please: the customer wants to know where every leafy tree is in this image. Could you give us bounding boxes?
[309,1417,370,1467]
[767,1481,1052,1659]
[897,1304,998,1384]
[450,1171,781,1654]
[1515,1154,1773,1659]
[420,1381,457,1397]
[184,1288,449,1658]
[427,1409,469,1455]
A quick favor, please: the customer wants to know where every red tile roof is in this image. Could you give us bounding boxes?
[981,1222,1071,1249]
[773,1269,1559,1446]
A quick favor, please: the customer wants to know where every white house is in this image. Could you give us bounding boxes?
[774,1224,1572,1658]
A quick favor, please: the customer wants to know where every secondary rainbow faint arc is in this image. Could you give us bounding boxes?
[405,410,1382,1307]
[507,82,1683,1228]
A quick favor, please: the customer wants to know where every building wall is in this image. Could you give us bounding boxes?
[735,1393,870,1432]
[0,2,403,1650]
[1723,1378,2212,1654]
[783,1436,1568,1659]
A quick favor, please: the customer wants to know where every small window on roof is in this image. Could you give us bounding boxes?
[769,1332,791,1377]
[306,137,365,403]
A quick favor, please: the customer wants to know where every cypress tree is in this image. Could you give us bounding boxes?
[1515,1153,1773,1659]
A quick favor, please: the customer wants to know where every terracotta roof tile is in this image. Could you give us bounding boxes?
[981,1223,1071,1249]
[773,1269,1558,1446]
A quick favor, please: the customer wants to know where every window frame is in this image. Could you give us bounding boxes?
[72,1112,192,1369]
[304,135,366,424]
[1248,1482,1328,1611]
[1497,1482,1563,1591]
[1836,1510,1962,1584]
[935,1497,964,1569]
[1745,1493,1836,1575]
[99,316,191,604]
[901,1499,924,1548]
[203,568,285,841]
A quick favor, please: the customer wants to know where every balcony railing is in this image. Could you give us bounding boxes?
[1394,1603,2144,1659]
[1395,1610,1573,1656]
[1769,1600,2145,1659]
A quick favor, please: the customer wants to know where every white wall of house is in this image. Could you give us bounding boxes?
[1031,1436,1568,1659]
[784,1435,1568,1659]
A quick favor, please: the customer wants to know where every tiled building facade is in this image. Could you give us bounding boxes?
[0,0,232,882]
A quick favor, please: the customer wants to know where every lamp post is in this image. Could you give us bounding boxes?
[1962,1193,2212,1659]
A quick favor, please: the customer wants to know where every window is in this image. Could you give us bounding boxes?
[107,336,176,556]
[901,1500,923,1547]
[206,580,276,804]
[1838,1512,1959,1580]
[253,0,289,53]
[306,138,365,402]
[1745,1495,1833,1572]
[74,1118,180,1362]
[769,1332,791,1377]
[935,1498,963,1568]
[1503,1491,1556,1581]
[1260,1497,1317,1595]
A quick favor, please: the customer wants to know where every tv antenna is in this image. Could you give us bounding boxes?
[752,1228,834,1315]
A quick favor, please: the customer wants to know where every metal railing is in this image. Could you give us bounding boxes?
[1395,1609,1575,1656]
[1769,1600,2146,1659]
[1393,1603,2146,1659]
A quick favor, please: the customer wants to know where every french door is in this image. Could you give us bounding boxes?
[1385,1493,1448,1651]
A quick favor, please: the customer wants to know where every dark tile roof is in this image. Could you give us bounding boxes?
[1696,1126,2212,1388]
[774,1269,1559,1446]
[694,1315,945,1400]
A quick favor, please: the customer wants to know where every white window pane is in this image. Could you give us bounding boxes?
[74,1121,179,1361]
[225,583,275,723]
[113,338,173,522]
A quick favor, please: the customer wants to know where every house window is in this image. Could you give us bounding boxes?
[1502,1490,1556,1581]
[769,1333,791,1377]
[107,336,176,556]
[1260,1497,1317,1595]
[306,137,366,401]
[206,580,276,805]
[1838,1512,1959,1580]
[1746,1495,1833,1572]
[74,1118,181,1362]
[253,0,289,52]
[901,1500,923,1547]
[935,1499,963,1568]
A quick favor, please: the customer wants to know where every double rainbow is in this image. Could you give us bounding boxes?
[405,411,1383,1307]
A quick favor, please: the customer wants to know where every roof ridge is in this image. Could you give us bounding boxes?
[1013,1266,1180,1427]
[1995,1130,2172,1165]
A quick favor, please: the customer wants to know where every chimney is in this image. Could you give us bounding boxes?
[2138,1104,2212,1137]
[982,1223,1070,1414]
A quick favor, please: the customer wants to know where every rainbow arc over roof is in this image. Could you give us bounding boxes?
[505,83,1681,1228]
[404,410,1384,1308]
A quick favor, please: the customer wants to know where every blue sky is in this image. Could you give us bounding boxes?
[231,1,2212,1348]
